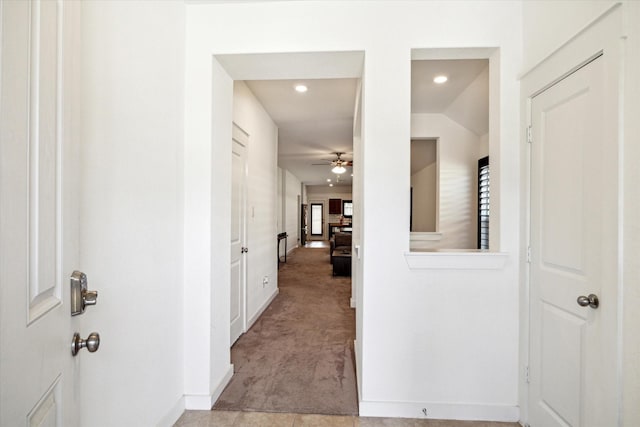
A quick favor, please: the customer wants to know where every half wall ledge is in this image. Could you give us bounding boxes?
[404,250,508,270]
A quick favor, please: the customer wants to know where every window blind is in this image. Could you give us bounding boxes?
[478,156,490,249]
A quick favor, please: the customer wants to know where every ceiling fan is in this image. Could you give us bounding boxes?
[312,152,353,174]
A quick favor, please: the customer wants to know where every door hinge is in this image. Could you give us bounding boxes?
[527,246,531,263]
[527,126,533,144]
[525,365,530,383]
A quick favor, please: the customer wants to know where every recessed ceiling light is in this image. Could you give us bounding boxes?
[329,183,334,187]
[294,84,308,93]
[326,178,331,182]
[433,75,448,84]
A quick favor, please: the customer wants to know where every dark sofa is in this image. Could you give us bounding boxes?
[330,232,352,264]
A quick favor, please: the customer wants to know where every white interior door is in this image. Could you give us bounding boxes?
[230,123,248,345]
[0,1,82,425]
[529,55,618,426]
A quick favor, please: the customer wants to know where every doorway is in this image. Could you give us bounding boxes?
[208,51,363,416]
[310,202,324,238]
[300,203,307,245]
[181,50,364,412]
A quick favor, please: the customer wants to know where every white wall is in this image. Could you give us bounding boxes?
[277,167,284,233]
[521,2,640,426]
[411,162,437,232]
[522,0,619,72]
[183,41,234,413]
[185,1,522,422]
[352,80,363,365]
[277,168,302,250]
[80,1,185,425]
[233,81,279,326]
[411,113,481,249]
[284,169,302,250]
[622,5,640,425]
[73,2,639,424]
[479,132,490,158]
[445,65,490,136]
[302,183,308,205]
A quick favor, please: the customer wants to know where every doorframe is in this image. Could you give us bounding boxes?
[518,4,625,424]
[231,122,249,344]
[309,200,325,239]
[182,51,365,409]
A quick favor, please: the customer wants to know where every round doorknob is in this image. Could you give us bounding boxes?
[71,332,100,356]
[577,294,599,309]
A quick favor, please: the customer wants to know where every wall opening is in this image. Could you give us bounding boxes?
[410,50,496,251]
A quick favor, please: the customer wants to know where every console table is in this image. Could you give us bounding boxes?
[277,232,288,269]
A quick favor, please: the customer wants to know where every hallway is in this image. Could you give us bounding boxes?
[175,245,521,426]
[213,246,358,415]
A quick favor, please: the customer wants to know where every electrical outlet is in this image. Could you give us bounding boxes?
[262,276,269,287]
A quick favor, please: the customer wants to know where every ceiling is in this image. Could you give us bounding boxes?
[243,58,488,187]
[245,78,358,186]
[411,59,487,113]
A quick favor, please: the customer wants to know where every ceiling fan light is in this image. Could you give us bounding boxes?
[332,165,346,174]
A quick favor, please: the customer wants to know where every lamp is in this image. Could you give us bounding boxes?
[332,165,346,174]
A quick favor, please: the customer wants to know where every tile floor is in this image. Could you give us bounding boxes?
[173,410,521,427]
[304,240,330,249]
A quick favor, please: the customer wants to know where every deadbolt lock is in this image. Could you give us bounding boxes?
[70,271,98,316]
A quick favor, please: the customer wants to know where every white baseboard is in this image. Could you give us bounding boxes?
[247,288,279,329]
[184,394,214,410]
[358,400,519,422]
[157,396,185,427]
[184,364,234,410]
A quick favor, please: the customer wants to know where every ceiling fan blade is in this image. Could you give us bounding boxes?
[314,153,355,167]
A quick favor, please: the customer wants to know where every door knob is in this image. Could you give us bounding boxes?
[71,332,100,356]
[577,294,599,309]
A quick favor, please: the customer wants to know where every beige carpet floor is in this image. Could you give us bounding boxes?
[213,246,358,415]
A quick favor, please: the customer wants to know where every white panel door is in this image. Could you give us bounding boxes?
[0,1,82,426]
[230,123,248,345]
[529,55,618,427]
